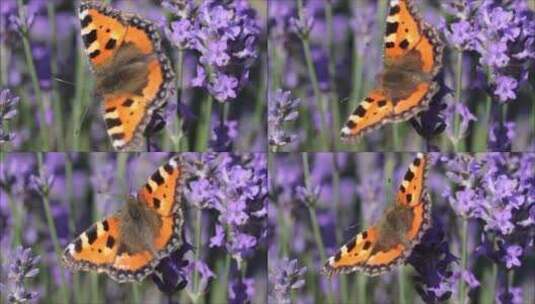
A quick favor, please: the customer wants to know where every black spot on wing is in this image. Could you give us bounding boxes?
[105,107,116,113]
[400,185,406,193]
[89,50,101,59]
[145,184,153,193]
[389,5,401,15]
[164,164,174,175]
[353,105,366,117]
[362,231,368,239]
[122,99,134,107]
[363,241,372,250]
[82,30,97,48]
[153,198,161,209]
[102,220,109,231]
[86,226,98,245]
[400,39,410,49]
[151,171,165,185]
[404,170,415,182]
[105,118,122,129]
[74,239,83,253]
[377,100,387,107]
[346,238,357,252]
[414,158,421,166]
[106,236,115,249]
[406,194,412,203]
[385,42,395,48]
[105,38,117,50]
[385,22,399,36]
[346,120,357,129]
[81,15,92,28]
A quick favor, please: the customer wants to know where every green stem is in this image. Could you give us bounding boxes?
[18,1,48,150]
[64,154,75,236]
[325,2,340,149]
[71,45,88,150]
[191,207,203,303]
[297,0,329,150]
[458,218,468,304]
[398,266,407,304]
[7,191,21,245]
[173,50,185,151]
[301,153,334,304]
[132,284,140,303]
[37,153,69,303]
[194,95,213,151]
[453,50,464,152]
[47,2,64,151]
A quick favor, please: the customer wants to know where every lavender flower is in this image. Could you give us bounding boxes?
[444,97,477,145]
[183,153,267,266]
[407,215,458,303]
[165,0,260,102]
[268,89,300,150]
[229,277,255,304]
[0,88,20,144]
[443,0,535,104]
[29,169,55,197]
[489,121,515,151]
[1,246,40,303]
[268,258,306,304]
[151,239,192,295]
[289,8,314,39]
[210,120,239,152]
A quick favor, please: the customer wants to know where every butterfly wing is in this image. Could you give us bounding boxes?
[63,157,184,282]
[396,153,431,243]
[386,0,443,120]
[102,16,174,151]
[323,153,432,277]
[384,0,442,74]
[341,0,443,140]
[137,156,184,251]
[323,227,379,276]
[79,1,174,151]
[79,1,127,68]
[340,90,394,140]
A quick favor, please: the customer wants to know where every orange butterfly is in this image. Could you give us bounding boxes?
[79,1,174,151]
[62,156,184,282]
[341,0,443,141]
[323,153,431,276]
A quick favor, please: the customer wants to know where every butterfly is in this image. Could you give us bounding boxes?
[79,1,175,151]
[322,153,431,276]
[62,156,184,282]
[341,0,444,141]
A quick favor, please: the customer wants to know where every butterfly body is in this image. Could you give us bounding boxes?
[323,153,431,277]
[116,196,162,256]
[63,156,184,283]
[341,0,443,140]
[79,1,174,151]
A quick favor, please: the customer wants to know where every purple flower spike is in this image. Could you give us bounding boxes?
[407,215,457,303]
[268,89,301,150]
[166,0,260,102]
[268,258,307,304]
[1,246,41,303]
[489,121,515,151]
[503,244,522,269]
[151,239,192,295]
[0,88,20,143]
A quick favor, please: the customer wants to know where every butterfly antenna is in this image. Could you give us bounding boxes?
[53,77,75,87]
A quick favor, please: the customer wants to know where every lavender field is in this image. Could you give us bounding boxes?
[1,0,267,152]
[1,0,535,303]
[268,0,535,152]
[269,153,534,303]
[0,153,267,303]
